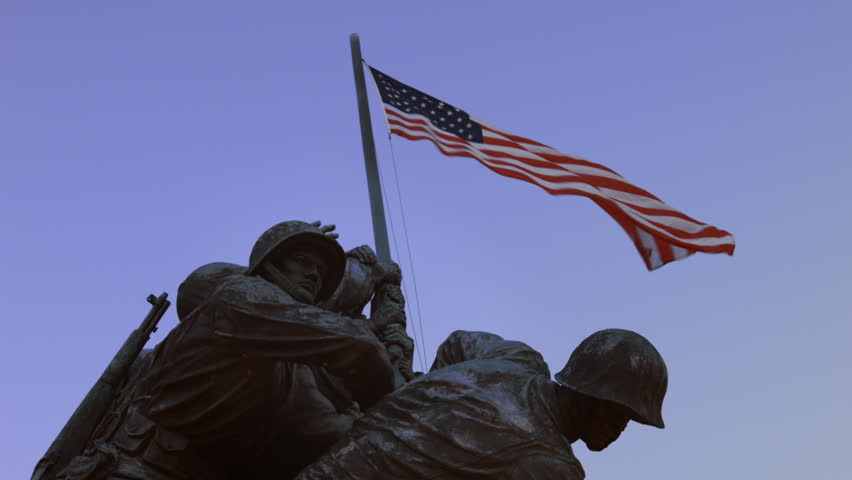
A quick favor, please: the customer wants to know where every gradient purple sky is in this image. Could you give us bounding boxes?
[4,2,851,478]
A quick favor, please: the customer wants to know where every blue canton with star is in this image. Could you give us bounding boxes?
[370,67,484,143]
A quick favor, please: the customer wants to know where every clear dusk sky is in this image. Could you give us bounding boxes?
[3,1,851,478]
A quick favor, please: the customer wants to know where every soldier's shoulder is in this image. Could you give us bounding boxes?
[509,451,585,479]
[212,273,294,304]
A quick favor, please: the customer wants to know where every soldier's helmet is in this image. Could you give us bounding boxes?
[177,262,247,320]
[555,329,667,428]
[247,221,346,302]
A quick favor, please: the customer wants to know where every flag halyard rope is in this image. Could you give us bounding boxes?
[387,138,430,366]
[376,143,428,372]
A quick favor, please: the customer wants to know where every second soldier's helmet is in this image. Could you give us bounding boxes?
[247,221,346,302]
[555,329,668,428]
[177,262,247,320]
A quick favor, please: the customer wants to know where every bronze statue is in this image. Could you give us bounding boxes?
[57,220,414,480]
[49,220,669,479]
[172,231,415,382]
[296,329,667,479]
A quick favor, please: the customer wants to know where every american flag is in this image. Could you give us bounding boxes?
[368,66,735,270]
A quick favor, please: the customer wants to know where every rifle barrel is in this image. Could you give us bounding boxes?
[31,292,170,480]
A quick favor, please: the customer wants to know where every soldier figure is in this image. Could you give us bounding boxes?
[59,220,412,480]
[296,328,668,479]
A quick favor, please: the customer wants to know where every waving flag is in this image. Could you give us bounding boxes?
[368,66,735,270]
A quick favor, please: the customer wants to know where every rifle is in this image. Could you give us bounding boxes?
[31,293,170,480]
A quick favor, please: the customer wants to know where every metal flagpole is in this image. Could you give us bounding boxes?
[348,35,430,373]
[350,33,418,379]
[350,33,391,262]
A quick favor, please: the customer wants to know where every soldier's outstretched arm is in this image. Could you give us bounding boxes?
[207,275,396,405]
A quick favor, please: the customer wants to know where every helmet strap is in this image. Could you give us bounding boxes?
[261,262,315,304]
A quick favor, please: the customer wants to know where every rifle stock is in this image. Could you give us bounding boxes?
[31,293,170,480]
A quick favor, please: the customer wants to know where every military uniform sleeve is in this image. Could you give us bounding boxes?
[206,275,395,406]
[500,455,585,480]
[430,330,550,376]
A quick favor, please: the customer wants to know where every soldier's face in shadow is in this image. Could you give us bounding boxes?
[273,247,329,303]
[578,397,631,452]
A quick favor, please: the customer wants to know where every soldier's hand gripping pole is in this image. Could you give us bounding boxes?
[31,293,170,480]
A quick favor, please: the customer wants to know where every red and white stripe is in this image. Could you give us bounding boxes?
[380,104,735,270]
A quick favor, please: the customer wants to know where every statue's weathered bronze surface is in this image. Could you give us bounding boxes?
[49,219,668,480]
[32,294,170,480]
[296,329,667,479]
[57,221,415,480]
